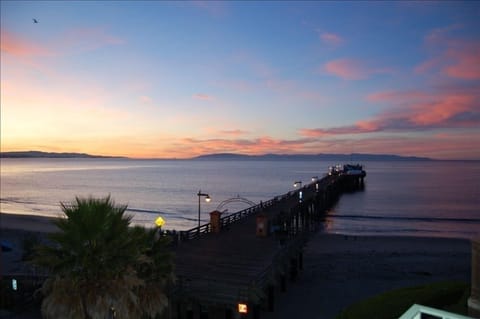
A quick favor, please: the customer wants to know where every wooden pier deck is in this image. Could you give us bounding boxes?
[169,170,366,319]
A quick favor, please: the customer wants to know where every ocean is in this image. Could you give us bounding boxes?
[1,158,479,239]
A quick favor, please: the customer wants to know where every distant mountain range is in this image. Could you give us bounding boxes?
[0,151,123,159]
[1,150,432,161]
[192,153,433,161]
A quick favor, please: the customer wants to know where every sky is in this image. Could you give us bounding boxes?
[1,1,479,160]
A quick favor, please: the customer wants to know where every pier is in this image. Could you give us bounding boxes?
[168,167,366,319]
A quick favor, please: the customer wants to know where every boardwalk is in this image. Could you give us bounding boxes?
[169,170,366,319]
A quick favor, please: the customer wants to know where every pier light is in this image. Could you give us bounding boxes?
[197,190,211,228]
[155,216,165,228]
[293,181,302,188]
[311,176,318,182]
[238,303,248,314]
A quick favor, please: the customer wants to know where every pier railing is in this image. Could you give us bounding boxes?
[177,189,296,244]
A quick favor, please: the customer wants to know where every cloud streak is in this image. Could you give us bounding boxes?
[217,129,249,136]
[1,31,53,57]
[192,93,215,101]
[415,26,480,80]
[323,59,392,80]
[164,136,316,157]
[1,27,124,60]
[319,32,344,46]
[299,87,480,138]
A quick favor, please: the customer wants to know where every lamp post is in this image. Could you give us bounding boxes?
[293,181,303,203]
[197,190,211,228]
[155,216,165,229]
[312,176,319,192]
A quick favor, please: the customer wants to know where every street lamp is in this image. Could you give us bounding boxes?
[197,190,211,228]
[293,181,303,203]
[312,176,319,192]
[155,216,165,228]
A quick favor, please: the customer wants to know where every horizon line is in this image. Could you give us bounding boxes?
[2,150,480,161]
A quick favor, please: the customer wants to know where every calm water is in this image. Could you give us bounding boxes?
[1,158,479,239]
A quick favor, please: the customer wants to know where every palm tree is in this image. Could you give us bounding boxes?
[32,196,174,319]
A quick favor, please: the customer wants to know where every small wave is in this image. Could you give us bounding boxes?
[325,227,477,239]
[126,207,176,216]
[127,208,197,222]
[0,197,38,205]
[325,214,480,223]
[179,216,200,222]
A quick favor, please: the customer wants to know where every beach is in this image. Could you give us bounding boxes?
[1,213,60,233]
[263,233,471,319]
[0,213,472,319]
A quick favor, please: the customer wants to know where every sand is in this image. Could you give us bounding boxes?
[1,213,59,233]
[263,233,471,319]
[0,213,472,319]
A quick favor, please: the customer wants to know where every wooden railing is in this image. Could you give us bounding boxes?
[176,190,297,244]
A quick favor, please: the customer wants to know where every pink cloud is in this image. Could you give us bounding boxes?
[175,136,315,156]
[366,90,429,102]
[218,129,249,136]
[323,59,392,80]
[414,57,443,74]
[1,27,124,59]
[298,124,376,138]
[324,59,367,80]
[416,27,480,80]
[300,88,479,138]
[416,43,480,80]
[320,32,344,46]
[367,88,479,128]
[338,134,480,160]
[298,128,327,138]
[1,31,53,57]
[443,44,480,80]
[409,93,474,126]
[165,128,480,159]
[192,93,214,101]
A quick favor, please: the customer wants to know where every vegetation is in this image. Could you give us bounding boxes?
[336,281,469,319]
[32,196,174,319]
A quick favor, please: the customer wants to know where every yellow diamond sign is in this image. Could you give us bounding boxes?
[155,216,165,227]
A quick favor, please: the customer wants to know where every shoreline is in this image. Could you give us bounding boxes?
[1,211,477,240]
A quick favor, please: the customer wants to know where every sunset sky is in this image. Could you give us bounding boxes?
[1,1,479,159]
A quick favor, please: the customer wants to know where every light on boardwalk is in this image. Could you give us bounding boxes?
[238,303,248,314]
[155,216,165,227]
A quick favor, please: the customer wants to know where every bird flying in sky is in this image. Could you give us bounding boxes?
[32,18,38,23]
